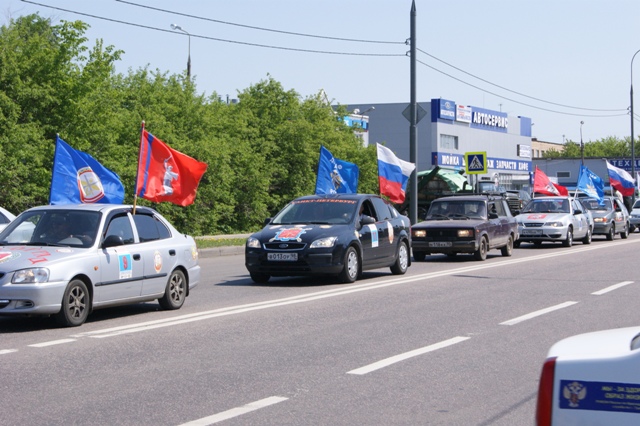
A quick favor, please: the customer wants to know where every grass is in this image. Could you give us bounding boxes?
[195,237,247,249]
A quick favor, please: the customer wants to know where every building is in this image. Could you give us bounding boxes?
[344,99,533,190]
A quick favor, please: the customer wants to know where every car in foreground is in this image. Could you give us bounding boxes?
[515,196,592,247]
[0,207,16,232]
[536,326,640,426]
[410,194,518,261]
[245,194,411,283]
[630,199,640,233]
[0,204,200,326]
[581,196,630,240]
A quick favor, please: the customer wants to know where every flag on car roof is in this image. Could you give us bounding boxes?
[533,166,568,196]
[315,146,359,195]
[50,136,125,205]
[376,143,415,204]
[136,127,208,207]
[606,160,635,197]
[576,165,604,204]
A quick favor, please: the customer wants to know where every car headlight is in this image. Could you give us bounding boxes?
[593,217,605,223]
[310,236,337,248]
[457,230,473,238]
[412,229,427,238]
[544,221,564,228]
[12,268,49,284]
[246,237,261,248]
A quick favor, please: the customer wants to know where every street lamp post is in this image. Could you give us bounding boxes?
[631,49,640,201]
[580,121,584,165]
[171,24,191,78]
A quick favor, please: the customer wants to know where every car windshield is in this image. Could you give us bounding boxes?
[0,209,101,248]
[582,199,611,211]
[271,199,358,225]
[523,199,570,213]
[426,200,486,220]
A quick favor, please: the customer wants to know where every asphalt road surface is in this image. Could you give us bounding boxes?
[2,234,640,425]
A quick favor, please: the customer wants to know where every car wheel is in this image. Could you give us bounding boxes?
[562,227,573,247]
[501,235,513,257]
[55,279,89,327]
[606,225,614,241]
[250,272,270,284]
[159,269,186,310]
[338,246,359,283]
[582,227,592,245]
[390,241,409,275]
[533,241,542,246]
[413,251,426,262]
[621,223,629,239]
[513,240,521,248]
[446,253,457,258]
[474,237,488,261]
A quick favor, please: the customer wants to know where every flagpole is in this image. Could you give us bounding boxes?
[133,121,145,214]
[49,133,61,205]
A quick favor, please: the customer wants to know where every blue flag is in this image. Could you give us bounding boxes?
[576,164,604,204]
[315,146,359,195]
[50,136,125,205]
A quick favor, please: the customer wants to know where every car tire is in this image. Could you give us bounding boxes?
[390,241,409,275]
[413,251,426,262]
[562,227,573,247]
[446,253,457,258]
[55,279,89,327]
[533,241,543,246]
[250,272,270,284]
[582,227,592,245]
[501,235,513,257]
[159,269,187,310]
[338,246,359,283]
[621,223,629,239]
[474,237,488,261]
[606,225,614,241]
[513,240,521,248]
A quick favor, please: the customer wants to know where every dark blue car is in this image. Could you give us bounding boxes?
[245,194,411,283]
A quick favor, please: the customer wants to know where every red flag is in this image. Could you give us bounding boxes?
[533,166,568,196]
[136,129,208,206]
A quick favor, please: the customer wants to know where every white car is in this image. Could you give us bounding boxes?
[536,326,640,425]
[514,196,592,247]
[0,207,16,232]
[629,199,640,233]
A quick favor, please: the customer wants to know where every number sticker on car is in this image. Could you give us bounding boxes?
[267,253,298,261]
[429,242,452,247]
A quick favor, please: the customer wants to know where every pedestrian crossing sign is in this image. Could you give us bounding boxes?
[465,152,487,174]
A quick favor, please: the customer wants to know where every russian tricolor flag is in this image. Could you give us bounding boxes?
[606,161,635,197]
[376,143,415,204]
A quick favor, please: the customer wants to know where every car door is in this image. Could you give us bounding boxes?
[133,211,172,297]
[96,212,144,303]
[358,200,383,266]
[612,198,626,233]
[370,196,396,261]
[571,199,588,238]
[491,199,510,247]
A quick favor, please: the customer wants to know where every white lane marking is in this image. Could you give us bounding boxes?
[347,336,470,375]
[592,281,634,295]
[177,396,288,425]
[0,349,18,355]
[28,338,76,348]
[63,239,640,339]
[499,301,578,326]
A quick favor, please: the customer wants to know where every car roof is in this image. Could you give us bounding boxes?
[293,194,379,202]
[23,204,157,214]
[433,195,495,202]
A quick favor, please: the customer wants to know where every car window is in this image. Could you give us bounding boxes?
[272,199,358,225]
[371,197,392,221]
[493,200,507,217]
[134,213,171,242]
[104,214,135,245]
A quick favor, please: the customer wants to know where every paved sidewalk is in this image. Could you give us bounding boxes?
[196,233,250,258]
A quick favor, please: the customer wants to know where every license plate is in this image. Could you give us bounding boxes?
[267,252,298,261]
[429,242,452,248]
[522,229,542,235]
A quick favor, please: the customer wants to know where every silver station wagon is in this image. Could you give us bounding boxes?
[0,204,200,326]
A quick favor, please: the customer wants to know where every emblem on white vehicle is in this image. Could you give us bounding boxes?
[563,381,587,407]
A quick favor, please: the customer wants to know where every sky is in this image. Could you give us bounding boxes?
[3,0,640,145]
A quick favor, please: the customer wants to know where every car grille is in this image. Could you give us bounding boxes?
[263,242,307,250]
[427,229,459,238]
[522,222,543,228]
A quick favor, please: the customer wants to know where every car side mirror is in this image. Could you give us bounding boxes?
[574,209,582,215]
[359,216,376,227]
[102,234,124,248]
[263,217,272,226]
[488,212,499,219]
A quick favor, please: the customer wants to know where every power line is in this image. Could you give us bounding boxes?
[20,0,406,57]
[416,58,627,118]
[417,47,627,113]
[116,0,404,45]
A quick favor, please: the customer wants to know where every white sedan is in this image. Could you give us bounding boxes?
[0,206,16,232]
[536,326,640,425]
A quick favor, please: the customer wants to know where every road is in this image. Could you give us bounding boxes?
[2,235,640,425]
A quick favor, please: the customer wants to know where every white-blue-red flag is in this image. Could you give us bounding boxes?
[376,143,415,204]
[606,161,635,197]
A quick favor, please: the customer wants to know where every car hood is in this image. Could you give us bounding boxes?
[516,212,571,222]
[414,218,489,229]
[547,326,640,360]
[251,223,354,242]
[588,210,613,219]
[0,245,88,270]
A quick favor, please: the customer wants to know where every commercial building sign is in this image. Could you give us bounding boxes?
[518,144,531,158]
[433,152,531,172]
[456,105,472,123]
[431,98,456,121]
[470,106,508,133]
